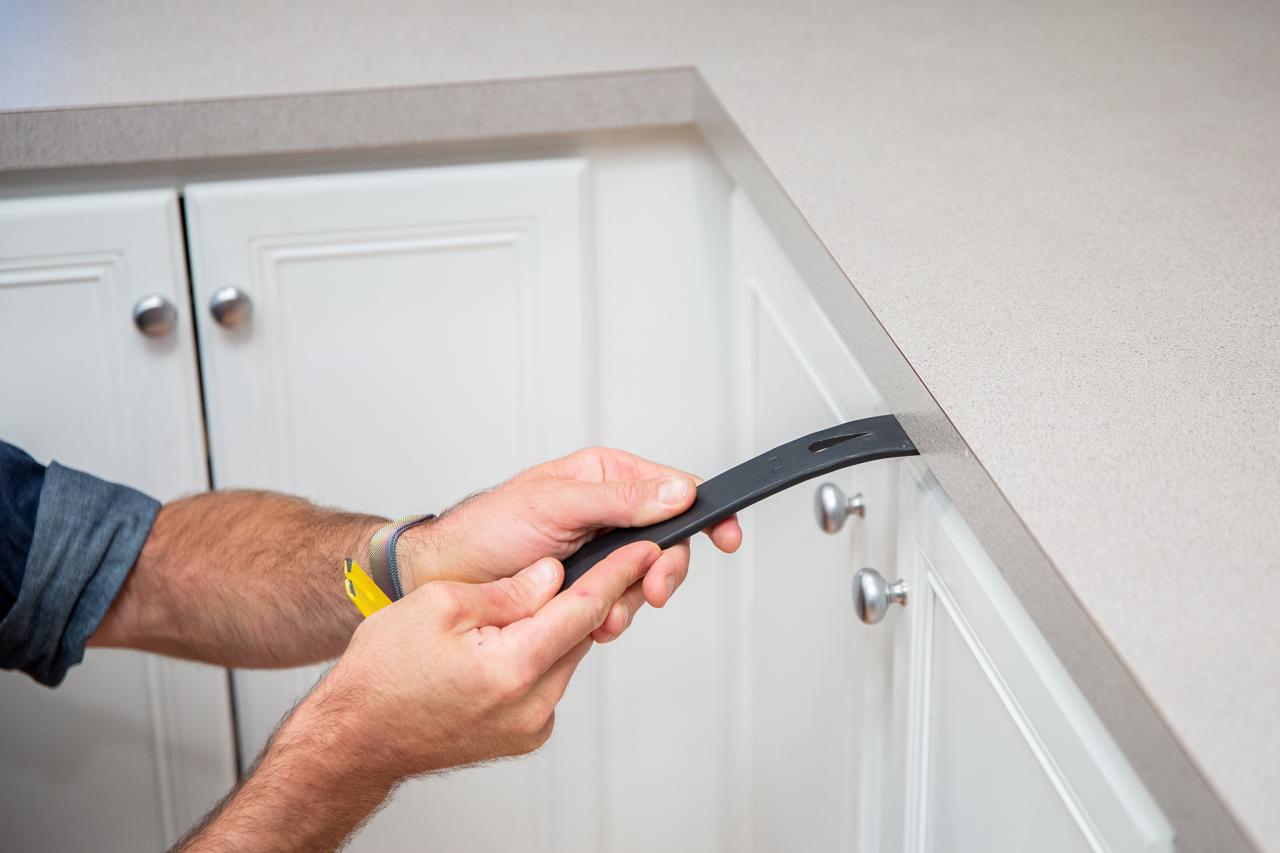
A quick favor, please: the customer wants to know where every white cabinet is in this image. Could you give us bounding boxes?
[0,190,236,851]
[0,158,1179,853]
[894,462,1173,853]
[730,189,1173,853]
[183,160,595,851]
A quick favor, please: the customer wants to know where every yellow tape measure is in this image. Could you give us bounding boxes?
[344,559,392,617]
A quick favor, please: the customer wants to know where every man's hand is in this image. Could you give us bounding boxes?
[336,545,658,773]
[399,448,742,642]
[93,448,741,670]
[177,542,662,852]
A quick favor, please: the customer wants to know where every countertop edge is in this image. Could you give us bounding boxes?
[0,68,698,173]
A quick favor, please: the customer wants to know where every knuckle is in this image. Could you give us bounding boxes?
[615,480,646,511]
[429,584,466,622]
[514,709,555,752]
[493,672,522,704]
[533,711,556,746]
[580,446,613,461]
[521,699,553,735]
[514,659,541,692]
[572,586,611,626]
[489,661,534,702]
[490,576,526,610]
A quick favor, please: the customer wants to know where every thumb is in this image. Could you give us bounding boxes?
[559,476,697,530]
[454,557,564,629]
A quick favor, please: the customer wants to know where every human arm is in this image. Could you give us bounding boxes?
[90,490,383,667]
[174,543,661,852]
[90,447,741,666]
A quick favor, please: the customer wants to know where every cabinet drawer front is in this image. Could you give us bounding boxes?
[899,463,1172,853]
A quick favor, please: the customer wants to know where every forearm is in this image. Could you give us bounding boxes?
[175,671,395,852]
[169,481,677,851]
[92,490,384,667]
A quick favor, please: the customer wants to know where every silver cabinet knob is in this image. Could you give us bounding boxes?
[852,568,908,625]
[132,294,178,337]
[209,286,253,329]
[814,482,866,533]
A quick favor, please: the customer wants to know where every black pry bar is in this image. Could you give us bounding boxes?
[560,414,919,590]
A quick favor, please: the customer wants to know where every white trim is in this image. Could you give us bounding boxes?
[926,564,1108,851]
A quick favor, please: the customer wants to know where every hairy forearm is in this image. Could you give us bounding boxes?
[92,490,384,666]
[174,671,396,852]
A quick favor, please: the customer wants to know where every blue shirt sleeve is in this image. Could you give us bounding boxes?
[0,441,160,686]
[0,442,44,616]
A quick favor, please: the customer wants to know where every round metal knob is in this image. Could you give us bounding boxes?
[209,286,253,329]
[852,568,908,625]
[814,482,866,534]
[132,294,178,337]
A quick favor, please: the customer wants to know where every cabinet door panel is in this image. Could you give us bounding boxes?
[184,161,592,852]
[731,190,900,853]
[257,236,526,505]
[899,463,1173,853]
[924,601,1091,852]
[0,190,236,851]
[731,187,1169,853]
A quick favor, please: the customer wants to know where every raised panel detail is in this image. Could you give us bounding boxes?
[921,570,1093,852]
[249,225,542,506]
[898,462,1174,853]
[0,256,127,471]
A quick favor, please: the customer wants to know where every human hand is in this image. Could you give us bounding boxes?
[175,545,662,851]
[319,541,663,778]
[397,448,742,642]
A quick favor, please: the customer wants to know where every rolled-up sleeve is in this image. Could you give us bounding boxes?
[0,442,159,686]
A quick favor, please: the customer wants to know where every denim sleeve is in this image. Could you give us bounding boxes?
[0,441,160,687]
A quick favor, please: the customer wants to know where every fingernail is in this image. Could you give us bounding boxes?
[665,574,677,600]
[658,477,690,505]
[531,559,559,586]
[611,601,629,631]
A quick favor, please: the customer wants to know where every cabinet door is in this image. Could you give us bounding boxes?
[0,190,236,851]
[730,191,903,852]
[895,462,1173,852]
[184,161,592,852]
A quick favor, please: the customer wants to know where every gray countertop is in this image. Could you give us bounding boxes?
[3,2,1278,849]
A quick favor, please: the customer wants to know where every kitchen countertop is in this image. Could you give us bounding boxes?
[2,2,1277,849]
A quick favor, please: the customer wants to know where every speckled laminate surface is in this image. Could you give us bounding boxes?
[2,2,1278,850]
